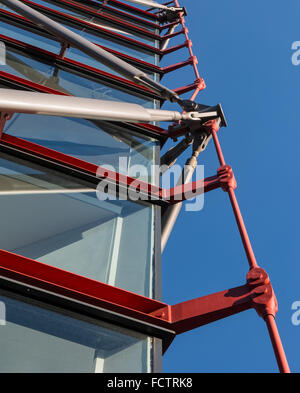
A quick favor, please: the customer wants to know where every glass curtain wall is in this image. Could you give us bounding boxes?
[0,0,162,372]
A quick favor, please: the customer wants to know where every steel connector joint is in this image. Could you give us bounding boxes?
[247,267,278,318]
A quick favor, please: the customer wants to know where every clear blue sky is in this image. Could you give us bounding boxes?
[160,0,300,373]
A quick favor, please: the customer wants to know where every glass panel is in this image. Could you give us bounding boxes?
[73,0,157,26]
[0,20,158,78]
[65,24,157,64]
[27,0,156,43]
[1,47,155,107]
[4,116,158,184]
[0,3,158,64]
[60,0,158,32]
[65,46,157,80]
[0,295,153,372]
[0,20,61,54]
[0,153,156,297]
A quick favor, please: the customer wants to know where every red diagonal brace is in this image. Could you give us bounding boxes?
[151,268,276,334]
[203,119,290,373]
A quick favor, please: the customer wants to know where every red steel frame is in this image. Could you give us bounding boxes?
[89,0,161,21]
[0,30,204,86]
[0,0,290,373]
[0,122,291,371]
[0,9,204,94]
[68,0,162,29]
[0,133,230,206]
[205,119,290,373]
[22,0,163,41]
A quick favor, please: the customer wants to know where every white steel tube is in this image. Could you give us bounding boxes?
[0,89,183,122]
[0,0,179,101]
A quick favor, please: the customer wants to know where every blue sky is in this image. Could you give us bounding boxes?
[160,0,300,372]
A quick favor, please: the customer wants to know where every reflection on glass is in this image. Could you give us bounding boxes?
[27,0,156,44]
[5,116,158,183]
[0,3,157,64]
[0,20,61,54]
[65,24,157,64]
[1,48,155,107]
[0,295,152,372]
[0,153,155,297]
[66,47,157,80]
[39,0,158,32]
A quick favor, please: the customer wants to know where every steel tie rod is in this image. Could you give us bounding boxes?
[209,119,290,373]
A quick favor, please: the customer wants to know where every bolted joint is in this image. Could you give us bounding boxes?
[195,78,206,90]
[157,7,187,24]
[217,165,237,191]
[247,267,278,318]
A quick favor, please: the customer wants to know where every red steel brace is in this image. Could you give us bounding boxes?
[203,119,290,373]
[0,248,285,367]
[153,267,278,334]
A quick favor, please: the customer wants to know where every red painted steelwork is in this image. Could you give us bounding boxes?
[0,70,68,95]
[0,249,282,361]
[173,79,206,96]
[23,0,162,41]
[94,0,160,21]
[0,135,227,206]
[265,315,291,373]
[70,0,160,29]
[0,249,172,328]
[207,120,258,270]
[0,31,198,77]
[0,8,161,55]
[204,119,290,373]
[172,0,202,102]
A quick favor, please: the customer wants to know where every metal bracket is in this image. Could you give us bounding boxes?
[168,103,227,140]
[158,7,187,24]
[151,267,278,336]
[0,112,12,138]
[217,165,237,192]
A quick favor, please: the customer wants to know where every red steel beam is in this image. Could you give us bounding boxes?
[0,134,227,206]
[23,0,162,41]
[93,0,160,21]
[0,31,198,78]
[0,8,160,55]
[0,248,284,370]
[0,249,171,329]
[69,0,160,29]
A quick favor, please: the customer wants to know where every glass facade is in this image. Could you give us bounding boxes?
[0,152,157,297]
[3,46,157,106]
[4,117,159,183]
[0,0,165,373]
[0,294,154,372]
[0,3,160,64]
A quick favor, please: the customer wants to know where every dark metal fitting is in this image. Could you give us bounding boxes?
[176,101,227,127]
[157,7,187,24]
[247,267,278,318]
[0,112,12,138]
[217,165,237,191]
